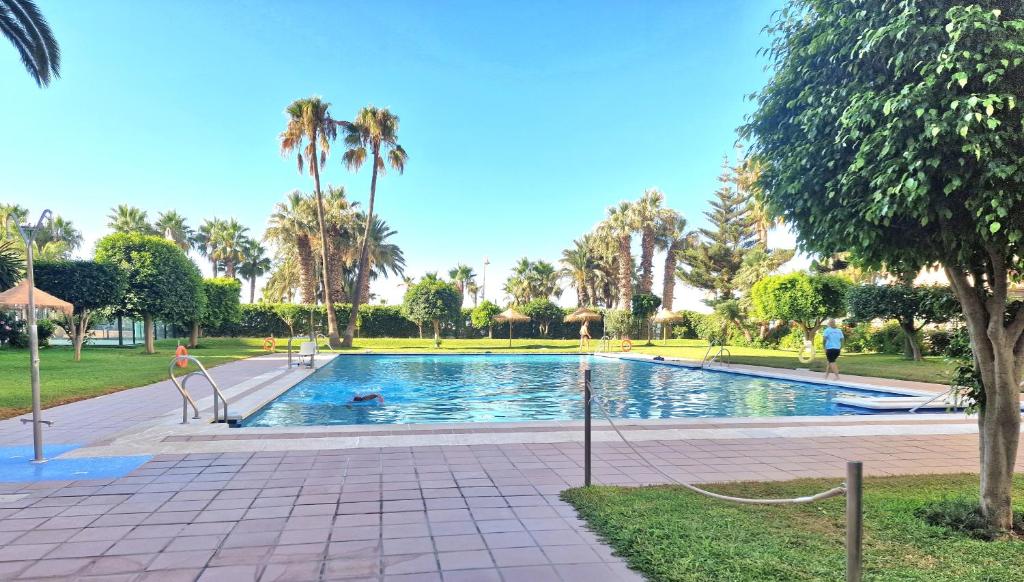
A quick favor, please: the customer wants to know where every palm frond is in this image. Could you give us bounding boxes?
[1,0,60,87]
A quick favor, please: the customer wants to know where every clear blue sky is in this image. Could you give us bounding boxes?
[2,0,787,307]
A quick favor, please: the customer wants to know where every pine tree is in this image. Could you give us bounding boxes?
[678,157,757,300]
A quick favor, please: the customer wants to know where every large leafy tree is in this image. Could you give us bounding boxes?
[470,300,502,338]
[744,0,1024,529]
[95,233,204,354]
[339,106,408,347]
[401,278,460,345]
[280,97,342,347]
[847,284,960,361]
[34,260,125,361]
[2,0,59,87]
[522,298,563,337]
[750,273,849,341]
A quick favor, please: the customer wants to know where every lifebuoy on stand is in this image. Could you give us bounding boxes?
[621,339,633,352]
[263,337,277,352]
[175,345,189,368]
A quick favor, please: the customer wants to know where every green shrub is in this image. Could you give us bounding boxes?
[604,309,636,339]
[695,313,729,345]
[0,311,26,347]
[925,329,954,356]
[36,319,55,345]
[916,498,1024,541]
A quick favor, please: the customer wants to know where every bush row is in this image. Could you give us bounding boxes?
[204,303,606,340]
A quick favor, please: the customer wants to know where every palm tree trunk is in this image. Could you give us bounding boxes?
[327,237,345,304]
[296,236,317,304]
[249,278,256,304]
[618,234,632,309]
[343,148,380,347]
[639,227,655,294]
[360,270,371,306]
[662,242,680,311]
[310,147,341,347]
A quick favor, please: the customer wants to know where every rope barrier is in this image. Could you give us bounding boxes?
[586,387,848,505]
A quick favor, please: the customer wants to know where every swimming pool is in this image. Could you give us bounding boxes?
[241,354,907,427]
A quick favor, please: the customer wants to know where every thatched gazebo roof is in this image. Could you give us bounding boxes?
[653,310,686,324]
[564,307,602,323]
[0,281,72,315]
[494,307,530,323]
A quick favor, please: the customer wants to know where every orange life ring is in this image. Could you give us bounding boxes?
[175,345,189,368]
[621,339,632,352]
[263,337,276,352]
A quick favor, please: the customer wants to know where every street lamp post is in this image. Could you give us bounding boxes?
[7,209,52,463]
[481,257,489,303]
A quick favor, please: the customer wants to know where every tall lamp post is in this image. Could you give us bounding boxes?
[481,257,489,304]
[7,209,52,462]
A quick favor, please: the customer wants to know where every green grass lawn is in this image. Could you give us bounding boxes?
[562,474,1024,582]
[0,336,954,420]
[0,338,267,418]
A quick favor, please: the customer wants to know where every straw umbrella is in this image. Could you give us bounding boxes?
[565,307,602,351]
[494,307,530,348]
[653,310,686,342]
[0,280,73,319]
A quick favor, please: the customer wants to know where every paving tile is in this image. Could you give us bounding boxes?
[384,553,438,575]
[437,549,493,570]
[17,557,92,578]
[323,557,379,579]
[441,568,502,582]
[433,534,485,552]
[543,544,604,564]
[197,564,261,581]
[492,547,549,567]
[260,561,323,581]
[498,565,562,582]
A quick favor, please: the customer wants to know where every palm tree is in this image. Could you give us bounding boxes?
[0,204,27,238]
[560,239,596,307]
[155,210,193,251]
[529,260,562,300]
[354,216,405,304]
[211,218,249,278]
[0,239,22,291]
[263,256,301,303]
[449,264,476,307]
[632,189,664,294]
[107,204,153,235]
[238,239,272,303]
[656,210,695,312]
[194,218,225,276]
[33,215,81,259]
[280,96,342,346]
[2,0,60,87]
[601,201,637,309]
[266,191,319,303]
[338,105,408,347]
[321,185,360,304]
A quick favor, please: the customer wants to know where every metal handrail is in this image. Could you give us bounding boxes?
[597,335,611,353]
[169,355,229,423]
[909,386,967,414]
[315,333,337,353]
[701,346,731,368]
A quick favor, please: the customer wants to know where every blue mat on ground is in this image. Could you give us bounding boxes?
[0,444,151,482]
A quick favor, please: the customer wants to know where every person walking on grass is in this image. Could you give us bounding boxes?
[822,319,844,381]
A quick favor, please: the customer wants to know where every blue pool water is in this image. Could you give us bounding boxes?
[241,355,904,427]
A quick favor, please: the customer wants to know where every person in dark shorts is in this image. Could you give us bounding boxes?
[346,393,384,408]
[822,319,844,380]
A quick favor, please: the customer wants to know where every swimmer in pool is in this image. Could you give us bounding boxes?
[347,393,384,407]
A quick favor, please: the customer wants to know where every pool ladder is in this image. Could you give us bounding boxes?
[701,345,731,368]
[169,355,231,424]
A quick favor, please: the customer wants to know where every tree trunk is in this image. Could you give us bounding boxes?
[944,264,1022,531]
[249,278,256,304]
[296,235,317,304]
[189,323,199,349]
[432,320,441,346]
[488,324,493,339]
[70,312,85,362]
[803,324,820,342]
[327,237,346,304]
[662,243,680,312]
[344,147,380,347]
[899,321,923,361]
[618,234,632,309]
[143,314,155,354]
[639,227,655,294]
[117,315,124,346]
[309,146,341,348]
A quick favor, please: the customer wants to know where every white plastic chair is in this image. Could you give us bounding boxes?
[297,341,316,368]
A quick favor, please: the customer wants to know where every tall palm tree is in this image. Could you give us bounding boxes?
[655,210,695,312]
[211,218,249,278]
[632,189,664,294]
[266,191,318,303]
[529,260,562,300]
[338,105,408,347]
[0,204,27,238]
[194,218,225,276]
[560,239,596,307]
[155,210,193,251]
[2,0,59,87]
[0,239,22,291]
[238,239,272,303]
[448,264,476,307]
[355,216,405,303]
[601,201,637,309]
[263,256,301,303]
[280,96,342,346]
[321,185,360,304]
[107,204,153,235]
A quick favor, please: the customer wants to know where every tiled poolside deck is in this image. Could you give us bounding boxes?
[0,353,1016,581]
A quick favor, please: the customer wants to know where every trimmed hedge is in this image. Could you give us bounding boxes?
[204,303,606,339]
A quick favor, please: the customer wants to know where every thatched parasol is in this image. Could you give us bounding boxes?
[564,307,602,323]
[653,310,686,341]
[494,307,530,347]
[0,281,72,317]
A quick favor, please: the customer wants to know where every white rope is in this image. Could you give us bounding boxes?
[586,388,847,505]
